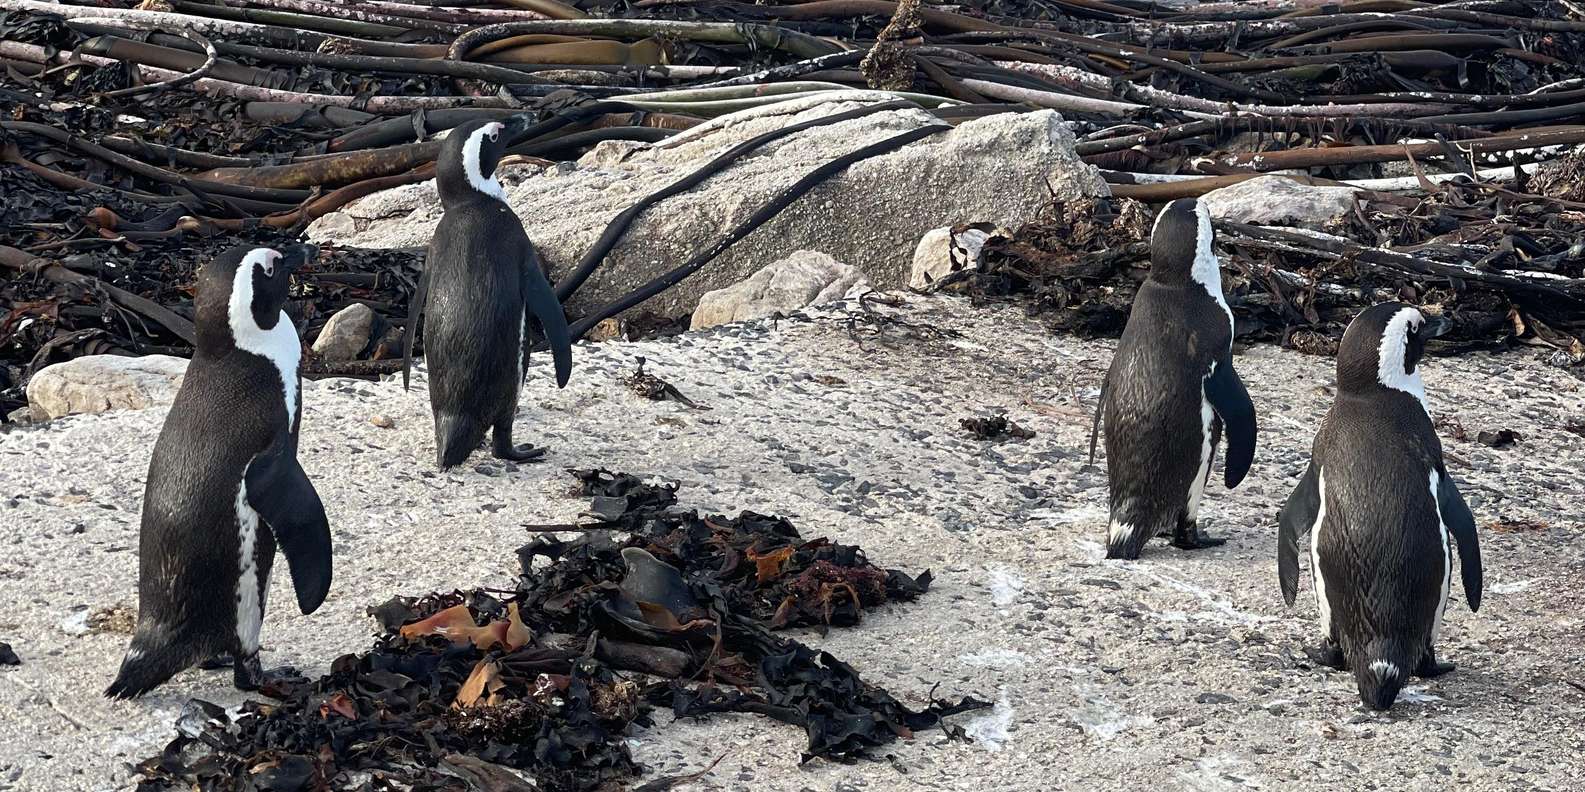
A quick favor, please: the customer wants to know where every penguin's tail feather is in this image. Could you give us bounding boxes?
[104,634,192,700]
[1104,519,1152,560]
[1352,638,1413,711]
[436,411,485,470]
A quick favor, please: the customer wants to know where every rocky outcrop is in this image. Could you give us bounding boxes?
[690,250,865,329]
[308,97,1104,322]
[312,303,376,362]
[25,354,187,420]
[1200,175,1358,229]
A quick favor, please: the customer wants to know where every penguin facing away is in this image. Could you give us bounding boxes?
[1277,303,1482,711]
[1090,198,1257,560]
[107,245,332,699]
[403,117,573,470]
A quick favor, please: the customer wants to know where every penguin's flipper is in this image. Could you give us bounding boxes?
[401,265,432,392]
[245,437,332,615]
[1205,354,1257,488]
[523,243,572,388]
[1277,461,1321,606]
[1436,468,1483,613]
[1087,379,1105,466]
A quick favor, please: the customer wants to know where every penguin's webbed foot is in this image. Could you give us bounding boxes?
[1415,652,1455,678]
[198,653,234,670]
[493,442,547,463]
[1303,639,1346,670]
[233,654,305,696]
[1170,521,1226,550]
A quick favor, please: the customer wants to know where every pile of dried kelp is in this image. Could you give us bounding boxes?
[132,469,982,791]
[937,192,1585,363]
[7,0,1585,418]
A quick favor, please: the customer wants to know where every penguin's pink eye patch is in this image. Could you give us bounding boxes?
[486,123,503,142]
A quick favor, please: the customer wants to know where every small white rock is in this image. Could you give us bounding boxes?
[690,250,867,330]
[312,303,376,362]
[909,224,1003,290]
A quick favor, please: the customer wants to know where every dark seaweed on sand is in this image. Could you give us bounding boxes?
[132,469,983,791]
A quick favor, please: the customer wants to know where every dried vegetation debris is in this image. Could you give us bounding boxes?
[960,414,1035,441]
[932,193,1585,364]
[8,0,1585,416]
[133,469,981,791]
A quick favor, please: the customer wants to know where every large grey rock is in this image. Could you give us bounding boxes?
[309,97,1104,321]
[1200,175,1358,229]
[26,354,187,420]
[690,250,864,329]
[312,303,375,362]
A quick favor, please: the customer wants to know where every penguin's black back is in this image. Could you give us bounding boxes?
[424,197,532,461]
[1101,278,1230,551]
[132,347,287,667]
[1311,389,1446,689]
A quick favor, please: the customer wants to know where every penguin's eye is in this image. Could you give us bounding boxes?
[488,128,500,142]
[260,260,275,277]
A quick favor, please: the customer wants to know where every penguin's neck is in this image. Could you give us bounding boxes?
[1188,239,1232,328]
[439,174,507,208]
[1376,362,1429,415]
[458,130,505,202]
[227,270,302,428]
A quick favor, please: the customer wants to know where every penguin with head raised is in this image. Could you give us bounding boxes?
[1277,303,1482,711]
[106,244,331,699]
[403,117,573,469]
[1089,198,1257,559]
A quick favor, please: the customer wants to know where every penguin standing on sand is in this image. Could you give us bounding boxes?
[1090,198,1257,560]
[403,117,573,469]
[107,245,331,699]
[1277,303,1482,711]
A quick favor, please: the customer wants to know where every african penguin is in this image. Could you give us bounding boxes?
[403,117,573,470]
[1277,302,1482,711]
[1089,198,1257,560]
[106,245,332,699]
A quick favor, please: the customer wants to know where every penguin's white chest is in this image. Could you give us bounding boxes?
[1185,391,1214,521]
[1427,470,1452,640]
[1309,469,1333,634]
[234,478,266,652]
[233,312,300,426]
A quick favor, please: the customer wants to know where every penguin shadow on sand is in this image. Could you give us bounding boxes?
[1091,197,1485,713]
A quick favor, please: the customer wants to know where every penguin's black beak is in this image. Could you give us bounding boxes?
[499,114,533,145]
[1421,315,1452,339]
[280,244,318,273]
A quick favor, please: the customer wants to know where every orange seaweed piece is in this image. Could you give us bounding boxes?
[455,659,505,709]
[744,545,796,584]
[319,692,357,720]
[505,602,534,651]
[399,604,509,650]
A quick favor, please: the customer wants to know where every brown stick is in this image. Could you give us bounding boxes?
[234,0,468,33]
[0,247,198,344]
[196,141,440,189]
[1210,128,1585,172]
[262,163,438,228]
[101,30,219,99]
[1289,32,1514,54]
[1104,172,1356,201]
